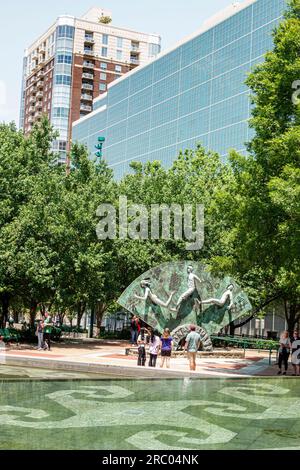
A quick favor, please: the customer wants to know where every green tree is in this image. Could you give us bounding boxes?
[0,118,58,326]
[99,16,112,24]
[116,146,233,292]
[52,144,119,332]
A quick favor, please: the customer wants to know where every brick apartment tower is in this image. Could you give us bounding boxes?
[19,7,161,163]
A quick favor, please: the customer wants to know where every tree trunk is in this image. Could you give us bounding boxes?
[96,303,106,337]
[77,302,86,328]
[59,311,66,325]
[40,304,46,317]
[285,301,300,336]
[0,293,10,328]
[29,300,38,327]
[229,321,235,336]
[12,309,19,324]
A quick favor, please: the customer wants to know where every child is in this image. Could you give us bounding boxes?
[148,329,160,368]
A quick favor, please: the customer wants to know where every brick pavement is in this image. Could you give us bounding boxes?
[0,339,283,378]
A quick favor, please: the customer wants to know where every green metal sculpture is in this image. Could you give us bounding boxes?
[118,261,252,350]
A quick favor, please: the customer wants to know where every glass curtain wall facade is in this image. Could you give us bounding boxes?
[72,0,286,179]
[51,23,75,163]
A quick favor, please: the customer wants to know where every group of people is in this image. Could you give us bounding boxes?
[136,327,173,369]
[131,316,201,371]
[277,330,300,376]
[36,313,53,351]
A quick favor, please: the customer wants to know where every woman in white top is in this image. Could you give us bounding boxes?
[278,330,292,376]
[148,329,160,368]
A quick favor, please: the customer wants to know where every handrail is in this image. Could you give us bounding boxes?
[211,335,279,365]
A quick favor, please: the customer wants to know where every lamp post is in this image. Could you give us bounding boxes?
[89,299,102,339]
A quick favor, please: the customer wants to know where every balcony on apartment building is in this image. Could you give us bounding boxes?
[82,83,94,91]
[29,106,35,113]
[80,104,92,112]
[81,94,93,101]
[30,86,37,94]
[84,48,95,57]
[29,95,36,104]
[130,56,140,65]
[36,91,43,99]
[37,80,44,89]
[84,35,95,44]
[131,43,140,52]
[82,72,94,80]
[83,61,95,69]
[35,111,42,119]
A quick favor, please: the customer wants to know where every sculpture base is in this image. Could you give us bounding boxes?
[125,348,245,359]
[171,324,213,351]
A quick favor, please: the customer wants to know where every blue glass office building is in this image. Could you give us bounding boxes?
[72,0,286,179]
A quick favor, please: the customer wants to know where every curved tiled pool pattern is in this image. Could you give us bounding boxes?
[0,366,299,450]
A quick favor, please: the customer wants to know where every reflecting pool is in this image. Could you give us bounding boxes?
[0,366,299,450]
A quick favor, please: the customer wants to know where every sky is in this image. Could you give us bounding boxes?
[0,0,232,125]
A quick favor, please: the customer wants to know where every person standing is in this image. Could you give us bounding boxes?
[54,314,61,327]
[160,329,173,369]
[43,313,53,351]
[148,329,160,368]
[0,336,6,365]
[130,315,140,347]
[185,325,201,371]
[36,320,44,351]
[137,327,149,366]
[291,331,300,376]
[277,330,291,375]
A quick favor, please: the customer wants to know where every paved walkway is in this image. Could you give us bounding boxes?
[0,339,288,378]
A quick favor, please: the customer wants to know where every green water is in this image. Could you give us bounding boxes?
[0,366,299,450]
